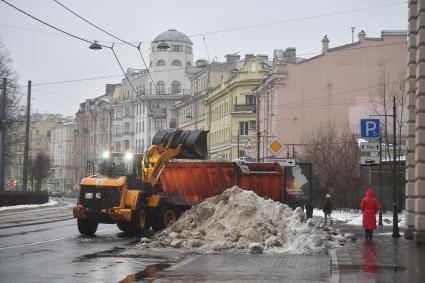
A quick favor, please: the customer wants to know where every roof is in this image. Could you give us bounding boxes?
[153,29,192,44]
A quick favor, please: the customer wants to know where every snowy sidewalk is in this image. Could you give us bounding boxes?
[0,199,58,212]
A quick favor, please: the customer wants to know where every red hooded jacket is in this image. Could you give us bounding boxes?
[360,189,379,229]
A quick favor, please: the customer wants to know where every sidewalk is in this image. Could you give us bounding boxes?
[331,222,425,283]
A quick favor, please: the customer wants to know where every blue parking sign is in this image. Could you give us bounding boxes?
[360,119,380,138]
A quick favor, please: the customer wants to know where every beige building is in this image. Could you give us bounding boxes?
[50,121,75,192]
[257,31,407,159]
[405,0,425,244]
[207,55,271,160]
[176,55,240,131]
[7,113,65,190]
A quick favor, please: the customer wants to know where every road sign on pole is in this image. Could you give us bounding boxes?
[267,137,285,156]
[360,156,380,166]
[360,142,380,152]
[264,158,296,167]
[360,119,380,138]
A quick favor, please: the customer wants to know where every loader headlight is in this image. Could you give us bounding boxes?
[103,151,110,159]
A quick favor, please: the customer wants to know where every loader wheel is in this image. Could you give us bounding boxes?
[117,222,134,235]
[77,218,98,236]
[132,204,148,236]
[152,205,180,232]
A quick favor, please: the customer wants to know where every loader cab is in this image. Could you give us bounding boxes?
[101,151,141,186]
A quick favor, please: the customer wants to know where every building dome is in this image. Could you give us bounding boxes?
[153,29,192,44]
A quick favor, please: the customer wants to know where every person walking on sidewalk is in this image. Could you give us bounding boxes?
[360,188,379,240]
[323,194,333,225]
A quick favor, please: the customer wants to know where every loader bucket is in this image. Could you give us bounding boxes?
[152,129,208,159]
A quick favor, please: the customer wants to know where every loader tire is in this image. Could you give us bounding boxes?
[132,203,148,237]
[77,218,98,236]
[152,204,180,232]
[117,222,134,235]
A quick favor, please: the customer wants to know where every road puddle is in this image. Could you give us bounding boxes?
[118,263,170,282]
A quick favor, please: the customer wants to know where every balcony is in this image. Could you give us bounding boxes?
[148,108,167,117]
[234,104,256,113]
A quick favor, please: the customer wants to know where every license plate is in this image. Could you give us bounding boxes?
[85,192,93,199]
[95,193,101,199]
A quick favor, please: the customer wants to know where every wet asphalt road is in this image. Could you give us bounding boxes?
[0,198,180,283]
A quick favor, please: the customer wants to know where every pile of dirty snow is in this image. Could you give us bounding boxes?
[143,187,353,254]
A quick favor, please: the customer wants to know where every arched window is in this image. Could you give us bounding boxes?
[171,60,182,67]
[156,60,166,66]
[156,81,165,94]
[171,81,181,94]
[250,62,257,72]
[186,61,192,67]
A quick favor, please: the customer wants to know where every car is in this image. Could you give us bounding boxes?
[49,191,64,197]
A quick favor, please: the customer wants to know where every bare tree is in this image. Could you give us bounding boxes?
[30,153,51,191]
[369,64,407,162]
[301,123,367,209]
[0,39,25,181]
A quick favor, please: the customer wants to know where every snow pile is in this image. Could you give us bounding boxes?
[0,199,58,211]
[146,187,347,254]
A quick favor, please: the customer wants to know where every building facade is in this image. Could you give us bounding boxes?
[207,54,271,160]
[50,121,75,192]
[74,84,118,183]
[257,30,407,159]
[405,0,425,243]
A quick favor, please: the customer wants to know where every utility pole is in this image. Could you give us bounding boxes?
[22,81,31,192]
[0,78,7,191]
[378,136,383,226]
[392,95,400,238]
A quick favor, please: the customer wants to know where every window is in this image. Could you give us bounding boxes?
[186,46,192,54]
[170,118,176,129]
[171,45,183,52]
[155,119,165,130]
[156,60,166,66]
[156,81,165,94]
[187,61,192,67]
[171,60,182,67]
[124,106,130,117]
[115,125,121,134]
[250,62,257,72]
[124,122,130,133]
[239,121,249,136]
[149,61,152,67]
[124,140,130,150]
[246,95,256,105]
[171,81,181,94]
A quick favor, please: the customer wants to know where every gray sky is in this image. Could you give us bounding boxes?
[0,0,407,116]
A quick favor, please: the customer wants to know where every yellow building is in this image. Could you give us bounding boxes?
[207,55,271,160]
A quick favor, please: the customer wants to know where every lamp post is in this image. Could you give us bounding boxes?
[369,96,399,238]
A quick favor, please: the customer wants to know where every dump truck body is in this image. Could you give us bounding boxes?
[159,162,284,206]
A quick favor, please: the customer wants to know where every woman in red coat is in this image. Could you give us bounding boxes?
[360,188,379,240]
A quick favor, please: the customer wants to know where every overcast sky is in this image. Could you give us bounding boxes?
[0,0,407,116]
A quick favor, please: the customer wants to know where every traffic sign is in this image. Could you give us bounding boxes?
[264,158,296,167]
[360,119,380,138]
[360,156,380,166]
[360,142,380,152]
[267,137,285,155]
[244,139,254,149]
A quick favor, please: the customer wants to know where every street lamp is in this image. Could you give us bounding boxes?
[89,41,102,50]
[369,95,400,238]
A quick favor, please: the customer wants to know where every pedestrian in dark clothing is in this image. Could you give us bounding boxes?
[361,188,379,240]
[323,194,333,225]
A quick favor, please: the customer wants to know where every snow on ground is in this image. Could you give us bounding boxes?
[0,199,58,211]
[313,208,406,227]
[143,187,353,254]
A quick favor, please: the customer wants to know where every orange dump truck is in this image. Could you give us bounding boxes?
[160,162,284,205]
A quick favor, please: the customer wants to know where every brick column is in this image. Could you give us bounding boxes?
[406,0,418,239]
[414,0,425,243]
